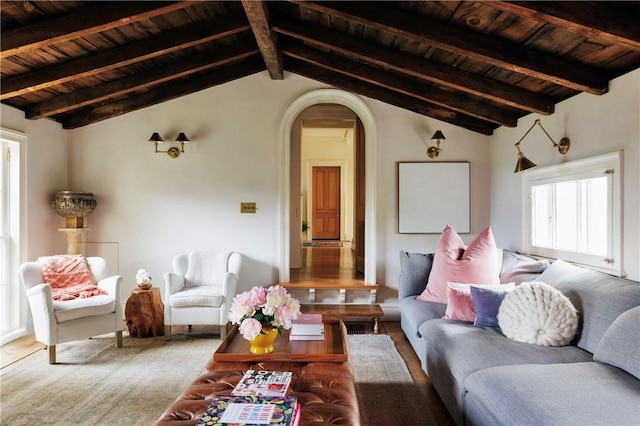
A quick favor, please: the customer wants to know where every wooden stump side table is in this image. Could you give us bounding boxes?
[125,287,164,338]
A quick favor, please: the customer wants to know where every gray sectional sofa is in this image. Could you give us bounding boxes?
[399,249,640,425]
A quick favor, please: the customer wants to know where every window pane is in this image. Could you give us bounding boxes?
[532,184,553,247]
[555,181,577,251]
[586,177,607,255]
[523,152,621,276]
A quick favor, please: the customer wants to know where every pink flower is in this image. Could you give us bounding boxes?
[247,286,267,308]
[229,285,301,340]
[228,292,253,324]
[267,285,287,307]
[274,305,296,329]
[239,318,262,340]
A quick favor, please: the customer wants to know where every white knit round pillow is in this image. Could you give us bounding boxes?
[497,282,578,347]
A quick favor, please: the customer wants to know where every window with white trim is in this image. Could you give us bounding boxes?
[523,151,623,277]
[1,128,26,345]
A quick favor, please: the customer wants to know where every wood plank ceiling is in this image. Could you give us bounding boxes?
[1,1,639,135]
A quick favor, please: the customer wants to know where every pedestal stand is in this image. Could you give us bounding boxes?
[57,228,89,255]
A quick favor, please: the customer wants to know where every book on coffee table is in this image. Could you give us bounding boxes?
[196,395,299,426]
[291,314,323,335]
[289,328,325,341]
[290,314,324,341]
[232,370,292,397]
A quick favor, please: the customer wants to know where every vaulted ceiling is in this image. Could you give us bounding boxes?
[2,1,639,135]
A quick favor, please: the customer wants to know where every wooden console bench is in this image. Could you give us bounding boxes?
[301,303,384,334]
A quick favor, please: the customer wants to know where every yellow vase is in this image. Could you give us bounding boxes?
[249,326,278,354]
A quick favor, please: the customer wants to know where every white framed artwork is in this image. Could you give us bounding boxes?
[398,161,470,233]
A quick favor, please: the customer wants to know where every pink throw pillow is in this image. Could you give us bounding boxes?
[444,281,515,322]
[418,225,500,304]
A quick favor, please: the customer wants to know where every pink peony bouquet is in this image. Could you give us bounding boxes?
[229,285,301,341]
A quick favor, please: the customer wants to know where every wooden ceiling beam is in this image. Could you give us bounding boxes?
[296,1,608,95]
[285,57,497,135]
[26,42,260,120]
[241,0,283,79]
[1,15,250,100]
[281,41,519,127]
[1,1,192,59]
[495,1,640,51]
[273,18,554,114]
[59,58,266,129]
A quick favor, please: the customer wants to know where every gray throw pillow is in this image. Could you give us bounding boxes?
[593,306,640,379]
[399,251,434,300]
[499,250,549,284]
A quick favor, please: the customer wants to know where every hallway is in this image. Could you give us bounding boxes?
[289,242,364,286]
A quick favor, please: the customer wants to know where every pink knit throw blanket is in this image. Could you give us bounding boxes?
[39,255,108,301]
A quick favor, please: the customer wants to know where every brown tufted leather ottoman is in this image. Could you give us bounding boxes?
[155,360,361,425]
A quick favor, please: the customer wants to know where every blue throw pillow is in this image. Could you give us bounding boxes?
[470,285,512,327]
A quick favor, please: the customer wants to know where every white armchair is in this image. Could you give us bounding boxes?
[19,257,123,364]
[163,251,241,339]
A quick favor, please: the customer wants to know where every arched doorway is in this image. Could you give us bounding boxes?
[278,89,376,284]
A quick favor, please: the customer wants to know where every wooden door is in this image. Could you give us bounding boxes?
[312,166,340,240]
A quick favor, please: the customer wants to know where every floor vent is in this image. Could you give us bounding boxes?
[345,322,368,335]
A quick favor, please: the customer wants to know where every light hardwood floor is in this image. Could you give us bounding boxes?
[2,244,454,425]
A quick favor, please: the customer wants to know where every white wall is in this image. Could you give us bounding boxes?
[374,99,493,293]
[66,72,493,300]
[490,68,640,281]
[1,105,68,259]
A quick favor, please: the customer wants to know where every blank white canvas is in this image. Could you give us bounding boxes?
[398,162,470,233]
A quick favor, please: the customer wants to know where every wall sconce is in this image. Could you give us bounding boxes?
[149,132,191,159]
[427,130,446,159]
[514,119,570,173]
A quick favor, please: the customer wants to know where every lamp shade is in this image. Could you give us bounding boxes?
[431,130,446,141]
[149,132,164,143]
[514,152,537,173]
[175,132,190,143]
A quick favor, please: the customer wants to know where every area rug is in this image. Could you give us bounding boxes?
[0,332,222,425]
[1,333,436,426]
[348,334,438,426]
[302,240,343,247]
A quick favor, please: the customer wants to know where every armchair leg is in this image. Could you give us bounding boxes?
[48,345,56,364]
[116,330,123,348]
[164,325,172,338]
[220,325,227,340]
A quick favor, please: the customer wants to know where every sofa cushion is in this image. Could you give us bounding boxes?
[594,306,640,380]
[419,225,500,304]
[421,319,592,383]
[398,251,434,300]
[53,295,116,322]
[444,282,515,323]
[498,282,578,347]
[537,260,640,353]
[470,285,512,328]
[421,319,592,426]
[464,362,640,426]
[170,286,223,308]
[398,296,446,339]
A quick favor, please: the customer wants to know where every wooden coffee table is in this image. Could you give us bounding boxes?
[301,303,384,334]
[214,319,348,363]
